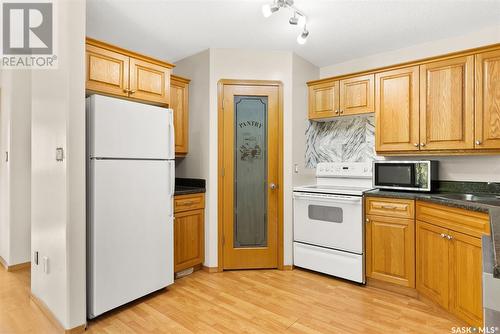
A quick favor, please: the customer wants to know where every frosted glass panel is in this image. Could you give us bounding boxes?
[234,96,268,248]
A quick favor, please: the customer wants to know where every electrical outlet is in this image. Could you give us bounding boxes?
[43,256,49,274]
[34,251,39,265]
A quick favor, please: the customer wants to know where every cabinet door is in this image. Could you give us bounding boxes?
[449,230,483,327]
[339,74,374,116]
[416,221,449,309]
[375,66,420,152]
[174,208,205,273]
[171,77,189,155]
[86,44,129,97]
[366,215,415,288]
[129,58,171,106]
[308,81,339,119]
[475,49,500,149]
[419,56,474,150]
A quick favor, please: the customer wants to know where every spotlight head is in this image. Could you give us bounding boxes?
[297,28,309,45]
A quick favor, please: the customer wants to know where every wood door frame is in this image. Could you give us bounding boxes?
[217,79,284,272]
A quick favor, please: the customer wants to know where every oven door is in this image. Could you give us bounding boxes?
[293,192,363,254]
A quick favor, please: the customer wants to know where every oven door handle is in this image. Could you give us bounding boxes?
[293,193,362,202]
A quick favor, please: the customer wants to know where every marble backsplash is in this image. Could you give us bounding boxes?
[305,115,376,168]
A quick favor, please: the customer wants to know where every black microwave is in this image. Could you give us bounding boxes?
[373,161,438,192]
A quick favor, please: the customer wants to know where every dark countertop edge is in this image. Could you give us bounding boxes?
[174,186,206,196]
[364,189,500,279]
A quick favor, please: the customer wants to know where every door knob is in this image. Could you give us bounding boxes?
[270,183,277,190]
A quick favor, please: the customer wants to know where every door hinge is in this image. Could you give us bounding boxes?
[221,168,225,177]
[222,99,225,110]
[5,151,8,162]
[222,235,225,245]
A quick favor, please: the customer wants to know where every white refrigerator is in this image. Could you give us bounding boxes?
[86,94,175,319]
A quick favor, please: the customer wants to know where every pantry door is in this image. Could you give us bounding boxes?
[218,80,283,270]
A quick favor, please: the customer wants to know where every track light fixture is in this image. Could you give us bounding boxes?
[262,0,310,44]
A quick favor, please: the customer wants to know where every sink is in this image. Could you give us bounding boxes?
[433,193,500,204]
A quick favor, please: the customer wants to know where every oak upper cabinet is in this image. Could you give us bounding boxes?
[339,74,374,116]
[129,58,171,106]
[86,38,174,107]
[419,56,475,150]
[308,81,339,119]
[170,75,190,156]
[416,220,450,309]
[475,49,500,149]
[365,197,415,288]
[375,66,420,152]
[86,44,130,97]
[174,193,205,273]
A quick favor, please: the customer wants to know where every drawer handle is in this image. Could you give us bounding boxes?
[178,201,196,206]
[380,205,399,210]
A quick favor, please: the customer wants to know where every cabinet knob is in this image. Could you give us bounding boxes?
[414,143,419,147]
[335,110,339,114]
[129,90,136,94]
[446,235,453,240]
[440,233,446,238]
[340,110,344,114]
[365,218,369,223]
[476,140,482,145]
[123,88,130,93]
[420,143,426,147]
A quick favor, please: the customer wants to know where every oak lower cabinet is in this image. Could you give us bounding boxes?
[416,201,490,327]
[170,75,190,156]
[416,220,450,309]
[365,197,415,288]
[86,38,174,107]
[174,193,205,273]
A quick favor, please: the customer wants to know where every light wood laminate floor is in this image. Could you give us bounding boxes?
[1,267,465,333]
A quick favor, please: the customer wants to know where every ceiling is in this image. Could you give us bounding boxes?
[86,0,500,67]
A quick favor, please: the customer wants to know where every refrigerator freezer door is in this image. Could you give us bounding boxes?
[88,159,174,318]
[87,94,174,159]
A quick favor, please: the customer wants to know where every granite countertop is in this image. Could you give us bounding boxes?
[365,189,500,279]
[174,178,206,196]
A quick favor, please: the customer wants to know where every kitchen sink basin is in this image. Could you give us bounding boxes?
[433,193,500,204]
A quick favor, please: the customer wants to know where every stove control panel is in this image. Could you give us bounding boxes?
[316,162,373,178]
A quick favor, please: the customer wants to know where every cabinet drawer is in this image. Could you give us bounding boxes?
[416,201,490,238]
[174,193,205,213]
[365,197,414,219]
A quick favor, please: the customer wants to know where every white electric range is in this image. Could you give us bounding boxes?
[293,162,373,283]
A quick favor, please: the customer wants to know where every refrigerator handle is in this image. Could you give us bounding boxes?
[168,110,175,159]
[170,160,175,203]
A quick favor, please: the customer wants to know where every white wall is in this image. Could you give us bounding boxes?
[320,25,500,182]
[0,70,31,266]
[31,0,86,330]
[292,54,318,187]
[173,49,211,264]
